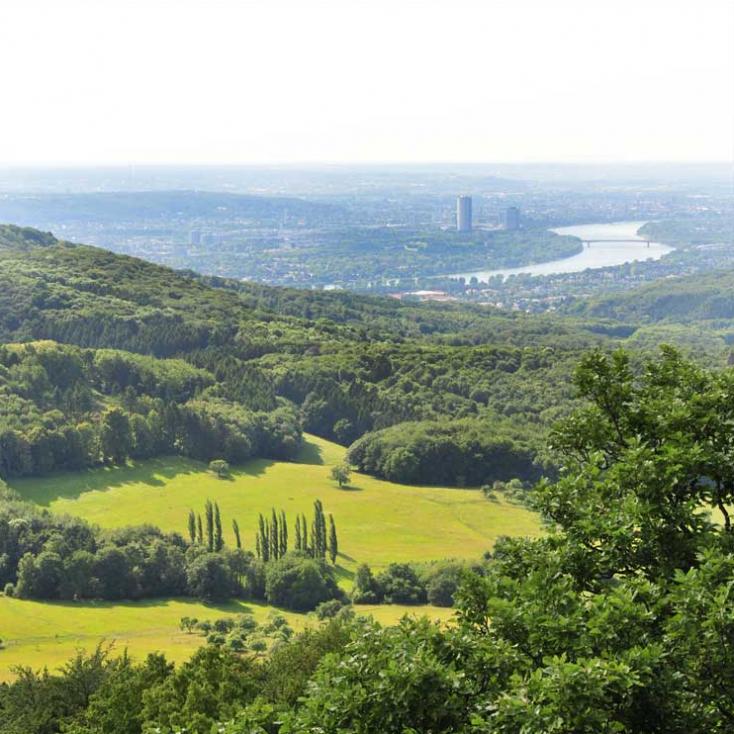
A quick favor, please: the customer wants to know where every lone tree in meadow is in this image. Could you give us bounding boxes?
[330,463,351,488]
[209,459,230,478]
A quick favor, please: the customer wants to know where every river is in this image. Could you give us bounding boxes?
[451,221,673,283]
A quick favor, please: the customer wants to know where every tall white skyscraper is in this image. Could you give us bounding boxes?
[456,195,472,232]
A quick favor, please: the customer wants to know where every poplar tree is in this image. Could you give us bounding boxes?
[270,508,279,560]
[301,513,309,554]
[312,500,327,559]
[196,514,204,544]
[232,518,241,549]
[255,532,261,559]
[329,513,338,564]
[205,499,214,552]
[295,514,302,551]
[214,502,223,551]
[187,509,196,543]
[279,510,288,556]
[258,514,270,562]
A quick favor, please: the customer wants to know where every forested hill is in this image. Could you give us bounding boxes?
[566,268,734,325]
[0,223,620,483]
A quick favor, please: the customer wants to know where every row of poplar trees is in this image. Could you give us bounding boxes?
[256,500,338,564]
[186,500,244,552]
[185,499,339,564]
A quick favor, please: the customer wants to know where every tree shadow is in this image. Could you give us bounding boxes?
[337,483,363,492]
[334,563,355,583]
[30,596,257,615]
[295,440,325,465]
[11,455,273,507]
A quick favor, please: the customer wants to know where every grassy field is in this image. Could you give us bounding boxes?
[10,434,542,571]
[0,596,455,681]
[3,433,541,680]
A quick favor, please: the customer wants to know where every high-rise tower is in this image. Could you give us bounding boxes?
[456,195,472,232]
[505,206,520,230]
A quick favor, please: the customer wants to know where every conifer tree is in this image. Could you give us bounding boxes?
[205,499,214,552]
[328,513,338,564]
[301,513,309,554]
[312,500,327,559]
[214,502,223,551]
[295,514,302,551]
[196,514,204,544]
[280,510,288,556]
[255,532,261,559]
[270,508,279,560]
[258,514,270,562]
[187,509,196,543]
[232,518,241,549]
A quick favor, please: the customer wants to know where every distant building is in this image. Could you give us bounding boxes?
[505,206,520,230]
[456,195,472,232]
[189,229,201,245]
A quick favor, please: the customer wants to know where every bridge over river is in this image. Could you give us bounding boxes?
[449,221,672,283]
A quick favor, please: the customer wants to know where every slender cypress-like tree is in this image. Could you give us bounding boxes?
[328,513,338,564]
[312,500,327,559]
[187,509,196,543]
[270,508,279,560]
[255,532,261,558]
[196,514,204,544]
[301,513,309,554]
[280,510,288,556]
[205,499,214,552]
[232,518,241,549]
[214,502,223,551]
[258,514,269,562]
[295,514,302,551]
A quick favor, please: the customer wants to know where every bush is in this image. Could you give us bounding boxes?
[315,599,347,619]
[351,563,383,604]
[4,582,14,597]
[425,565,461,607]
[185,553,237,601]
[376,563,426,605]
[265,553,342,612]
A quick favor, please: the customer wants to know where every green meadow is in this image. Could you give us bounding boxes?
[0,596,455,681]
[9,434,542,571]
[2,434,541,680]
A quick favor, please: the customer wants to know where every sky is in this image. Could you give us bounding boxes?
[0,0,732,165]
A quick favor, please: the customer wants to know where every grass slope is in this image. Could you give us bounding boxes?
[0,596,454,681]
[3,434,540,680]
[10,435,541,571]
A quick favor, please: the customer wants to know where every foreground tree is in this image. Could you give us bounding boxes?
[283,348,734,733]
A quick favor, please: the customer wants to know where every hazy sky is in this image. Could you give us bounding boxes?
[0,0,732,165]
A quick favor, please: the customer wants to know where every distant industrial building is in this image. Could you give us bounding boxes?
[505,206,520,230]
[456,195,472,232]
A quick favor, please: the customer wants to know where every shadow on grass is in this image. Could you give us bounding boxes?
[336,483,363,492]
[31,596,258,615]
[334,563,355,583]
[295,439,325,466]
[10,455,276,507]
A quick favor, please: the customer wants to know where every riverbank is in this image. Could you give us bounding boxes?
[450,221,673,283]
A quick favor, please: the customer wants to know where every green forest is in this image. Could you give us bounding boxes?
[1,224,734,732]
